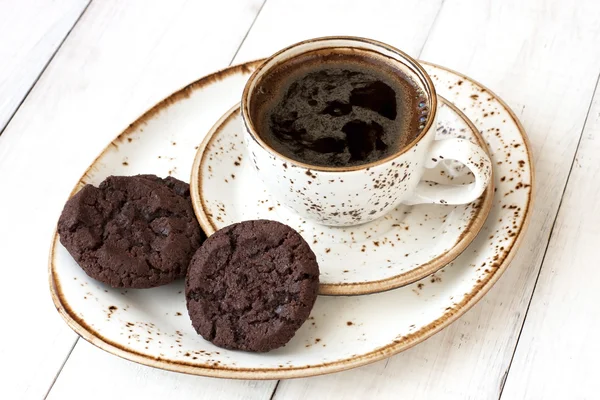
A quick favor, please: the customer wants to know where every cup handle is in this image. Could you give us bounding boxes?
[403,138,492,205]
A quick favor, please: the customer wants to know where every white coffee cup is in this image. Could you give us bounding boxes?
[241,37,491,227]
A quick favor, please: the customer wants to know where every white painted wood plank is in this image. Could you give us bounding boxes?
[232,0,444,63]
[0,0,90,133]
[0,1,270,399]
[501,78,600,400]
[46,340,277,400]
[268,0,600,399]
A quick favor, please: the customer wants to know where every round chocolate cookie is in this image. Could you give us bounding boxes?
[58,175,204,288]
[186,220,319,352]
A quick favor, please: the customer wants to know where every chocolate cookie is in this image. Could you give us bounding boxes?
[186,220,319,352]
[58,175,204,288]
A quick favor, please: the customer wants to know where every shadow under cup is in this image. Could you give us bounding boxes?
[241,36,438,227]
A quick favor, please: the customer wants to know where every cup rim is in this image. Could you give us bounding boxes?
[241,36,438,173]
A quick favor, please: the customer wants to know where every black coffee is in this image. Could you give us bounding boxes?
[250,49,428,168]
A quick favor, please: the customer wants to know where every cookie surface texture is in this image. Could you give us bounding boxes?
[58,175,203,288]
[186,220,320,352]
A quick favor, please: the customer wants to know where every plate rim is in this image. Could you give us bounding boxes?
[189,97,495,295]
[48,59,534,379]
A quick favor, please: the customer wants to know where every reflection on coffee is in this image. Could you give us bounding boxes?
[250,49,429,168]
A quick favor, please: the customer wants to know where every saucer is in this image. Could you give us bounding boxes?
[190,97,494,295]
[49,60,532,379]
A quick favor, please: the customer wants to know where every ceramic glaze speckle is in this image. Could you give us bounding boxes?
[49,60,533,379]
[193,98,494,294]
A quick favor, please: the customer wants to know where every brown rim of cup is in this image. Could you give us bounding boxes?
[241,36,438,173]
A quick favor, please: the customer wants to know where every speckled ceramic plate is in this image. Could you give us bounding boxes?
[49,60,533,379]
[190,98,494,295]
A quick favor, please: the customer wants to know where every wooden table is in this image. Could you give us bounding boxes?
[1,1,598,399]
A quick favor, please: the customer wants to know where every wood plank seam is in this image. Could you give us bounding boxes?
[228,0,268,66]
[497,69,600,400]
[42,337,79,400]
[269,381,281,400]
[416,0,445,58]
[0,0,92,137]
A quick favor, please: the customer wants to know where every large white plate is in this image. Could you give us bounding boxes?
[49,60,533,379]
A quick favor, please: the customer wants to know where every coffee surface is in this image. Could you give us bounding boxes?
[250,49,428,168]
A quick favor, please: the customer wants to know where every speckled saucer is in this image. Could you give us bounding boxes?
[190,97,494,295]
[49,60,533,379]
